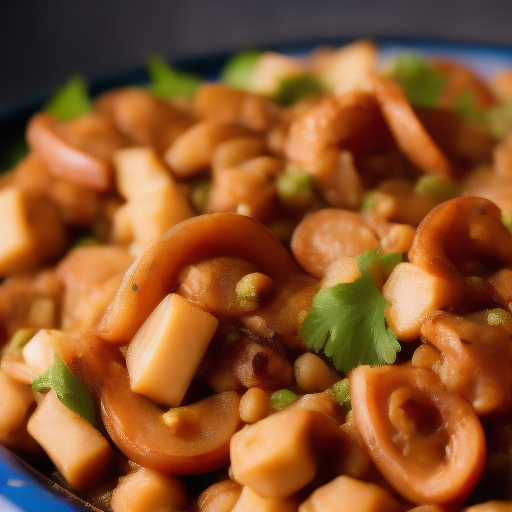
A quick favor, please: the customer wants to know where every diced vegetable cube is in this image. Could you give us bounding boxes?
[298,475,401,512]
[383,262,460,341]
[230,406,319,499]
[110,467,188,512]
[27,390,112,490]
[126,293,218,407]
[0,369,34,442]
[232,486,299,512]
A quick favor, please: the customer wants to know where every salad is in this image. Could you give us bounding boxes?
[1,39,512,511]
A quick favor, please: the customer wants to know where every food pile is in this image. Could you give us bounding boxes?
[1,39,512,511]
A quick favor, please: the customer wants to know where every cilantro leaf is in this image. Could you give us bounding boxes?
[388,53,447,108]
[275,74,325,106]
[220,49,261,91]
[147,56,202,99]
[44,75,92,121]
[301,250,400,374]
[31,356,96,427]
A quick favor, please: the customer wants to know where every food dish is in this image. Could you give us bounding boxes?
[2,38,512,512]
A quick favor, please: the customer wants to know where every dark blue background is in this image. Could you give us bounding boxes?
[1,0,512,111]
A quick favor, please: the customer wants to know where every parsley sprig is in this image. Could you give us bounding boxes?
[301,251,401,374]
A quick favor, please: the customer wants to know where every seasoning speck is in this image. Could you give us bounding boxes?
[132,284,138,291]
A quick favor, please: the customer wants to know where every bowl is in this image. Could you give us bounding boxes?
[1,37,512,512]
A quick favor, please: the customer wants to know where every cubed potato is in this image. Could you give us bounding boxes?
[298,476,401,512]
[22,329,69,378]
[0,188,66,275]
[0,369,35,441]
[232,486,299,512]
[126,293,218,407]
[114,147,174,202]
[110,467,188,512]
[230,406,319,499]
[27,390,112,490]
[127,182,194,255]
[383,262,460,341]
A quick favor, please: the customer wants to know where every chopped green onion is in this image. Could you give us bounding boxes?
[275,74,325,106]
[414,175,461,203]
[332,378,352,411]
[276,171,314,209]
[270,389,299,411]
[220,50,261,91]
[44,75,92,121]
[147,56,202,99]
[32,356,97,427]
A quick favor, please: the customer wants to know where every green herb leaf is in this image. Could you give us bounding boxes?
[378,252,402,279]
[147,56,202,99]
[270,389,299,411]
[275,74,325,106]
[301,250,400,374]
[220,49,261,91]
[44,75,92,121]
[31,356,96,427]
[453,90,487,125]
[388,53,447,109]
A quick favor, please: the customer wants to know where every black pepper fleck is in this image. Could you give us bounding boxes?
[132,284,138,291]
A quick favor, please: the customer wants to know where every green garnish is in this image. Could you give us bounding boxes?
[147,56,202,99]
[4,328,37,352]
[31,356,97,427]
[388,53,447,109]
[220,49,261,91]
[275,74,325,106]
[276,171,314,209]
[378,252,402,278]
[453,90,487,125]
[44,75,92,121]
[332,378,352,411]
[414,174,461,203]
[270,389,299,411]
[301,250,401,374]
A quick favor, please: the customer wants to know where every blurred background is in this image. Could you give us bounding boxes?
[2,0,512,112]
